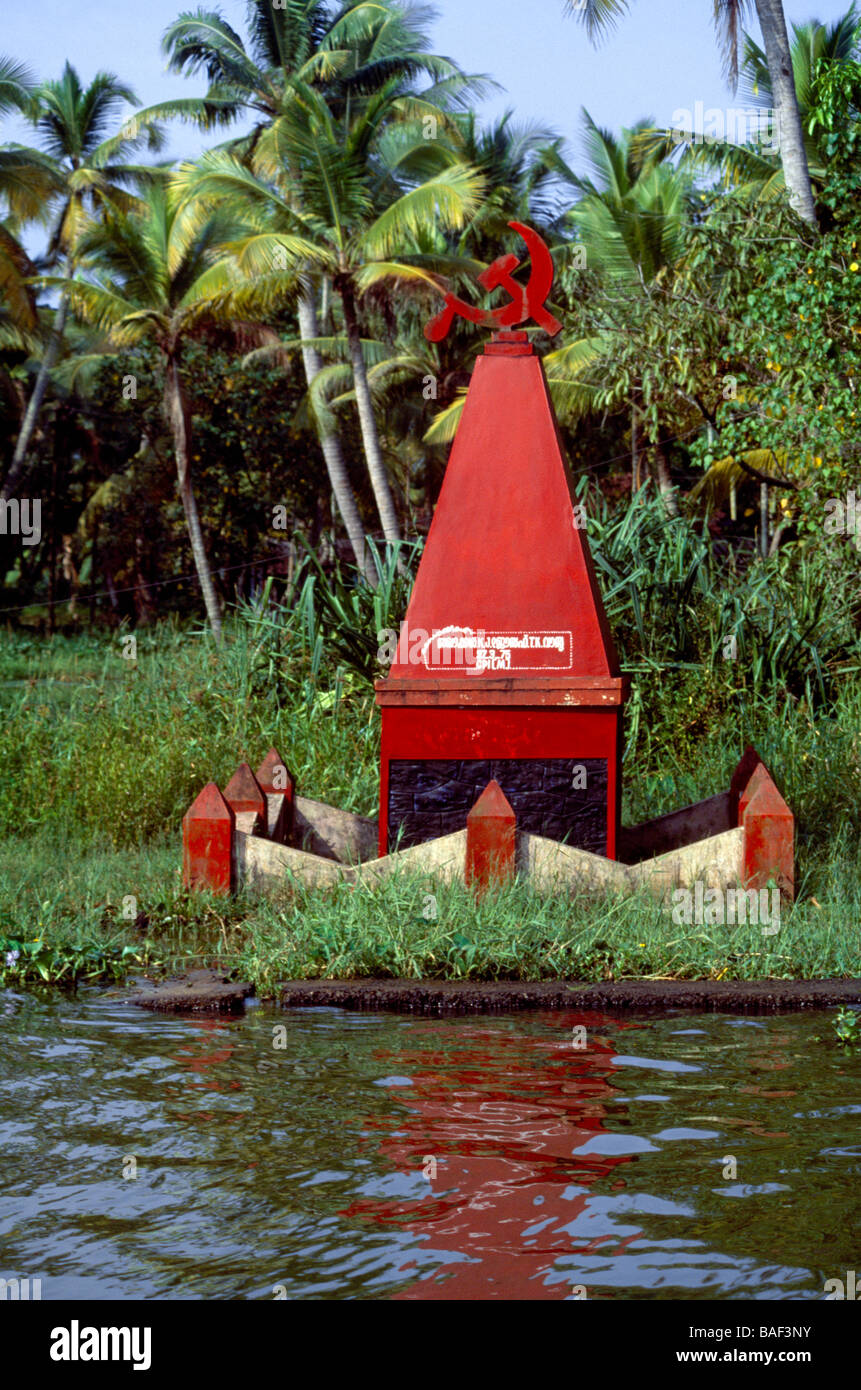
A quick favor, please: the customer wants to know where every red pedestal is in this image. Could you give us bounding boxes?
[376,333,627,857]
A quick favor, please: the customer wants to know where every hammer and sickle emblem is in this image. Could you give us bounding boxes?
[423,221,562,342]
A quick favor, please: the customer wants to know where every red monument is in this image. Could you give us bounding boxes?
[375,224,628,857]
[182,227,793,900]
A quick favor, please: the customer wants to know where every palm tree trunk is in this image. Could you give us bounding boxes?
[163,355,223,643]
[753,0,818,228]
[337,275,402,545]
[1,291,68,501]
[296,279,373,581]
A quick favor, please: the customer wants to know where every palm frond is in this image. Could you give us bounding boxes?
[354,259,447,293]
[0,55,36,117]
[713,0,752,90]
[363,163,485,257]
[563,0,632,41]
[423,388,467,445]
[162,9,266,96]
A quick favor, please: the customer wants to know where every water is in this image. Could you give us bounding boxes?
[1,990,858,1300]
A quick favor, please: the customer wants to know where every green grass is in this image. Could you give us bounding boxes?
[0,619,379,846]
[1,617,860,992]
[0,831,858,995]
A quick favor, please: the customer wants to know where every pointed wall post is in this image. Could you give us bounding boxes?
[223,762,268,838]
[739,765,794,900]
[730,745,768,820]
[255,747,294,844]
[223,762,267,817]
[466,780,516,891]
[182,783,234,894]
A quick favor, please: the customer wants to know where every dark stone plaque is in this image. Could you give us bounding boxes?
[387,758,608,854]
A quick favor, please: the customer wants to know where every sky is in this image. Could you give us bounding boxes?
[1,0,856,182]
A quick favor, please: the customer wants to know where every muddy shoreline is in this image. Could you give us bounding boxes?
[277,977,861,1015]
[125,970,861,1015]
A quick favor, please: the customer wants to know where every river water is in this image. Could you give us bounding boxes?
[1,990,858,1300]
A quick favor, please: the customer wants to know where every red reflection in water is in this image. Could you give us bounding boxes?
[170,1019,242,1121]
[343,1011,644,1300]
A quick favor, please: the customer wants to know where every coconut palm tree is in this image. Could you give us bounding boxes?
[447,109,566,250]
[0,57,61,436]
[171,92,484,543]
[737,4,861,185]
[563,0,819,227]
[153,4,485,552]
[363,109,566,485]
[0,59,63,269]
[546,116,698,513]
[51,182,304,641]
[638,5,861,209]
[561,115,693,283]
[0,62,163,501]
[125,0,481,574]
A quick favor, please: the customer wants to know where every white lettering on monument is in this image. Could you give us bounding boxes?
[420,627,573,672]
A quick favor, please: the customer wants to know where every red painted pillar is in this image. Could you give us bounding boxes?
[255,746,295,843]
[739,765,794,900]
[223,762,267,817]
[182,783,234,894]
[466,780,516,891]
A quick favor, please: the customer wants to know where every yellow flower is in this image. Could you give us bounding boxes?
[851,263,859,272]
[815,456,823,467]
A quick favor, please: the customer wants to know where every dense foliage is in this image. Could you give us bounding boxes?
[0,1,858,636]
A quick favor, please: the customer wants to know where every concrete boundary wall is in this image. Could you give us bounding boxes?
[182,744,792,904]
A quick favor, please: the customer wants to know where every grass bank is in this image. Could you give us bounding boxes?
[1,822,859,997]
[1,618,860,992]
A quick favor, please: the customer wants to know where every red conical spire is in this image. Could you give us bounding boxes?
[389,336,618,682]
